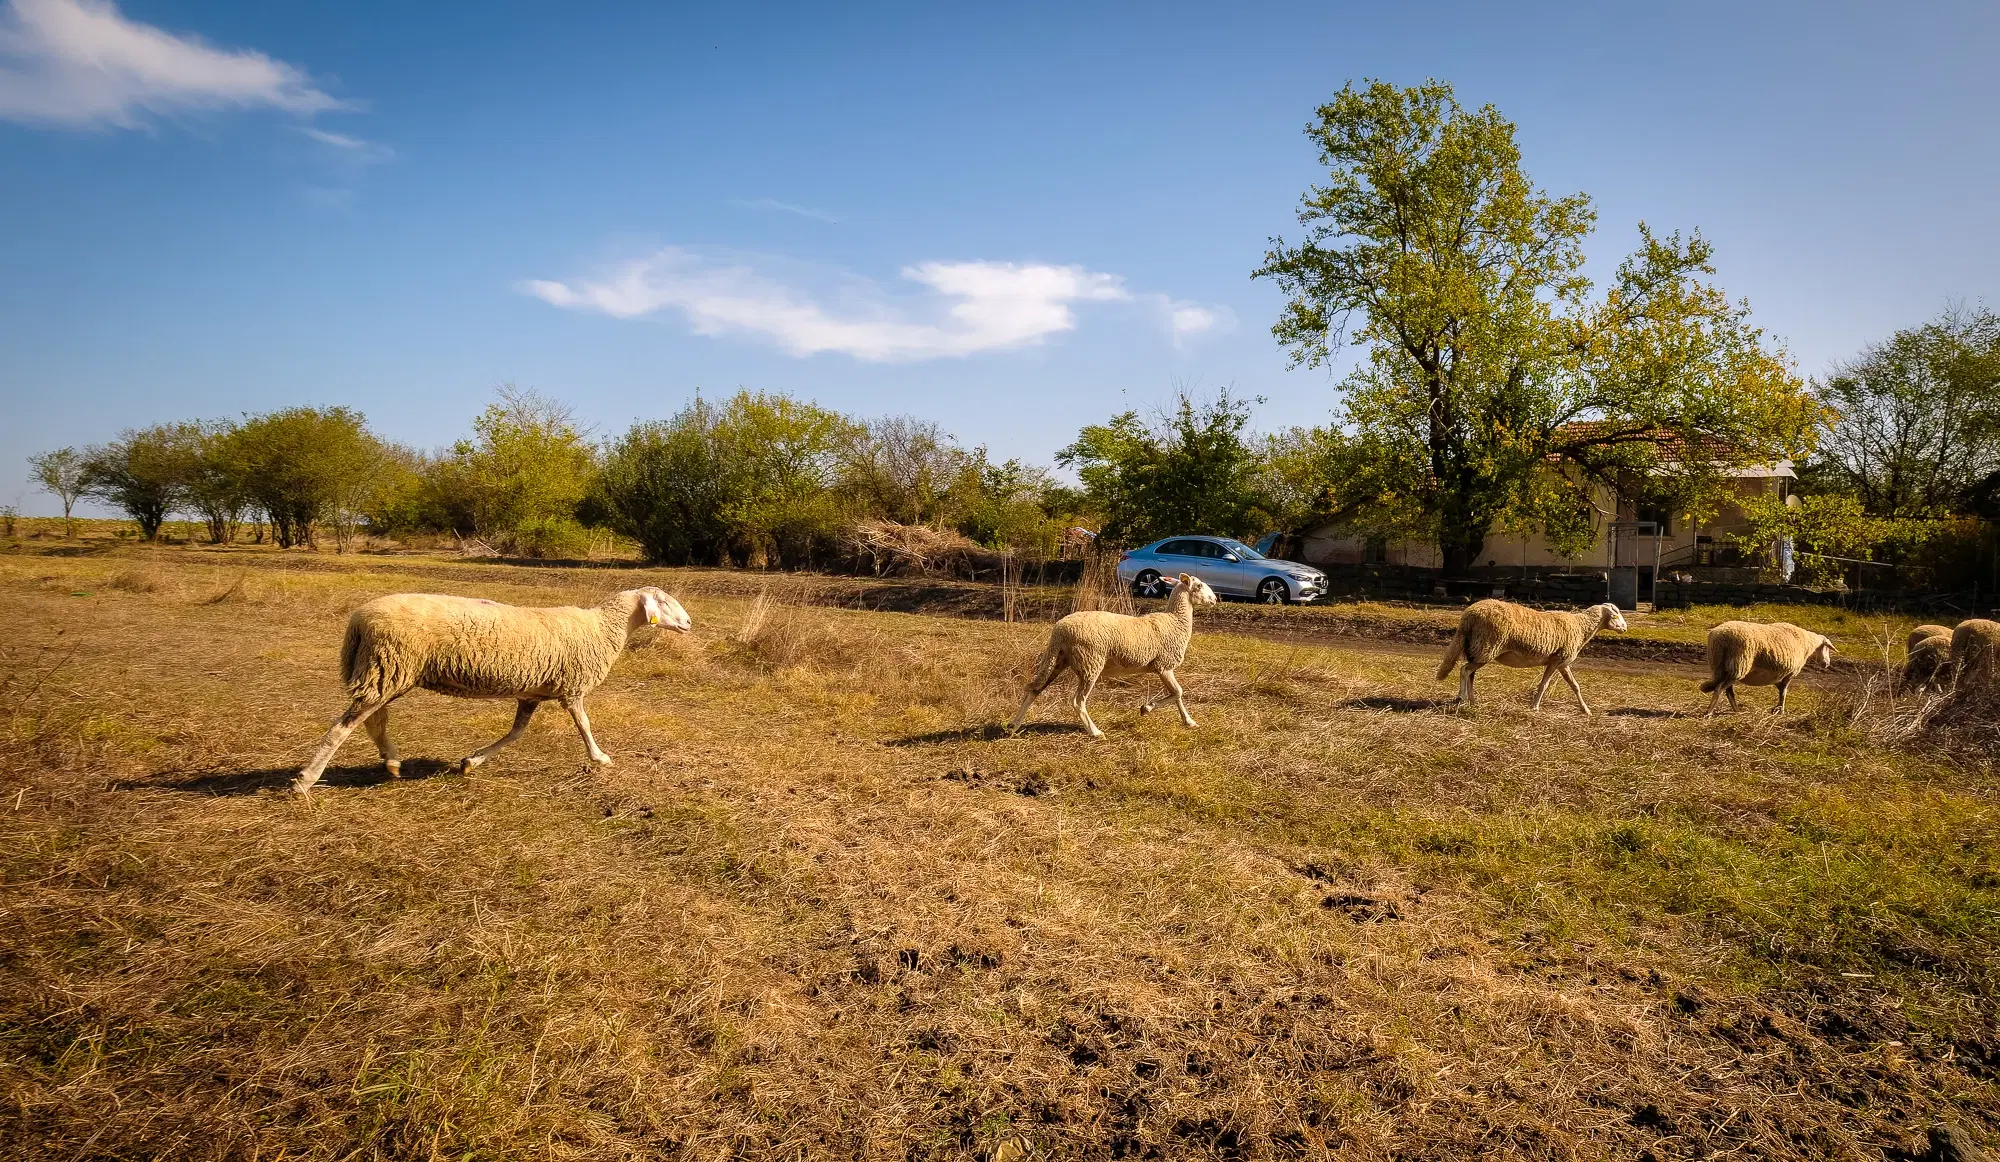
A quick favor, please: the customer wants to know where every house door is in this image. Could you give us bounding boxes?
[1608,522,1663,610]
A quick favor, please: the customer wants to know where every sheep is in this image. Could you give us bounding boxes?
[293,587,692,793]
[1434,599,1629,713]
[1903,625,1956,691]
[1950,618,2000,687]
[1011,572,1217,738]
[1699,620,1833,714]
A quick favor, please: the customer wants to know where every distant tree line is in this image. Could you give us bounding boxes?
[25,77,1998,593]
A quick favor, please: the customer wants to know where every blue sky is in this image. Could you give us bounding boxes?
[3,0,1997,514]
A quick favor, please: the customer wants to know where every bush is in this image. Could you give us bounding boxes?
[508,515,597,560]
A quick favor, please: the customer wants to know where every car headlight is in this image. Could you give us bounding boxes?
[1287,570,1317,581]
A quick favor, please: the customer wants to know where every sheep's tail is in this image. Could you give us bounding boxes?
[1026,638,1064,694]
[338,612,396,703]
[339,616,365,691]
[1699,676,1721,693]
[1435,628,1464,681]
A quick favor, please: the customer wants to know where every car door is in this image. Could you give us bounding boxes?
[1189,539,1250,597]
[1151,540,1201,589]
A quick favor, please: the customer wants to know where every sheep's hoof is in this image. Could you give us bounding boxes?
[1181,720,1198,730]
[289,777,315,795]
[1138,704,1152,715]
[457,757,480,775]
[591,754,614,767]
[383,760,401,778]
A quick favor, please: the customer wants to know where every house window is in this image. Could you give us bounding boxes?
[1633,504,1672,536]
[1363,536,1387,564]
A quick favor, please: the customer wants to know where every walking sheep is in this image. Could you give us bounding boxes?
[1700,621,1833,714]
[1011,572,1217,738]
[1903,625,1955,691]
[1435,600,1628,713]
[294,587,692,793]
[1951,618,2000,687]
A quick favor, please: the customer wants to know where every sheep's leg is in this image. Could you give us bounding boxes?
[1724,684,1738,712]
[1706,685,1725,717]
[1011,652,1061,732]
[1559,664,1590,715]
[1530,663,1560,710]
[294,696,388,793]
[1457,663,1478,708]
[1072,670,1105,739]
[562,698,613,765]
[1160,670,1195,729]
[1138,672,1172,715]
[363,701,400,777]
[459,700,538,773]
[1772,676,1791,715]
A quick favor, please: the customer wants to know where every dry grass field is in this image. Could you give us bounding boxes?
[2,545,1996,1161]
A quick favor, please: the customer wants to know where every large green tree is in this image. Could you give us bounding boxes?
[233,407,390,549]
[1254,79,1820,575]
[80,426,194,540]
[1058,388,1270,544]
[1806,304,2000,518]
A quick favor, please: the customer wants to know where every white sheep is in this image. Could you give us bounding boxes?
[1011,572,1217,738]
[1950,618,2000,686]
[1903,625,1955,691]
[1434,599,1629,713]
[293,587,691,793]
[1699,620,1833,714]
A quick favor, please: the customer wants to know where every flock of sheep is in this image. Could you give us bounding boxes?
[291,573,2000,792]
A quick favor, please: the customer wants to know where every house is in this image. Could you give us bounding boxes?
[1292,431,1796,602]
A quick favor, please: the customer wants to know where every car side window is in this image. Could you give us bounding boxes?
[1198,541,1227,559]
[1158,540,1193,556]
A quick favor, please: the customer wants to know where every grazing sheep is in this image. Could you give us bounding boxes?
[294,587,692,793]
[1700,621,1833,714]
[1435,600,1629,713]
[1903,626,1956,691]
[1011,572,1217,738]
[1909,624,1953,649]
[1951,618,2000,687]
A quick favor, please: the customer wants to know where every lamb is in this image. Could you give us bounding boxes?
[1699,620,1833,714]
[1950,618,2000,687]
[293,586,692,793]
[1435,599,1629,713]
[1011,572,1217,738]
[1902,624,1956,691]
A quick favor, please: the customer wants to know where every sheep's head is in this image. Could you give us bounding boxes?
[632,587,692,633]
[1815,636,1835,668]
[1164,573,1218,606]
[1596,603,1629,632]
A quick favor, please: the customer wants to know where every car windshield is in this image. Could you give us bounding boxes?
[1218,539,1265,560]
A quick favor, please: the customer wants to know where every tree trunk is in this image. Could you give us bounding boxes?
[1438,505,1488,579]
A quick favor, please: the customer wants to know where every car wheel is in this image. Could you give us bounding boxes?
[1257,577,1290,605]
[1132,569,1166,598]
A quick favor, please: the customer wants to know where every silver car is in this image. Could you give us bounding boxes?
[1115,536,1327,604]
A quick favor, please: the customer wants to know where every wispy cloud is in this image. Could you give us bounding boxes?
[523,248,1231,362]
[302,126,391,163]
[523,248,1149,362]
[1153,296,1234,346]
[0,0,341,127]
[735,197,840,224]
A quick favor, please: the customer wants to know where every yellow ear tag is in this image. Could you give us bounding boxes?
[648,613,660,625]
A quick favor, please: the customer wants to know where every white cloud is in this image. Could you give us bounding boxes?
[524,248,1143,362]
[1153,296,1234,346]
[302,125,390,162]
[0,0,340,127]
[736,196,839,224]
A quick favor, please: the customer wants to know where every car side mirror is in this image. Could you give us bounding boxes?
[1223,553,1240,562]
